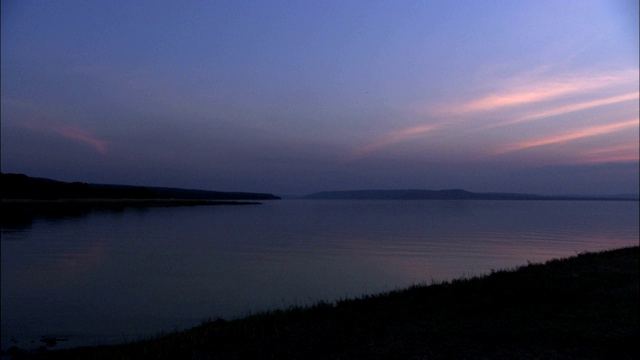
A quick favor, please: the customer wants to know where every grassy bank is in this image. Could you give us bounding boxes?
[7,246,638,359]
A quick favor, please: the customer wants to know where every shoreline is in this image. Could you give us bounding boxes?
[6,246,638,359]
[0,198,262,207]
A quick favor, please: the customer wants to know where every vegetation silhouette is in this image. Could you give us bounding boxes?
[1,173,279,229]
[1,173,280,201]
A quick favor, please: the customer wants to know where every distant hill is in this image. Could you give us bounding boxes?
[303,189,638,201]
[1,173,280,200]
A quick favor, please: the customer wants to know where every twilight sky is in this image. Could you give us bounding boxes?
[1,0,638,196]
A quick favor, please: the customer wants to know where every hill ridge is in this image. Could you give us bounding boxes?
[303,189,637,201]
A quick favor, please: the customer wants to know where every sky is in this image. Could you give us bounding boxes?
[1,0,638,196]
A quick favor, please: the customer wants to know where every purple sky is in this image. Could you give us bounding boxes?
[1,0,638,196]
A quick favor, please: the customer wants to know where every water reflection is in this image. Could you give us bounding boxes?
[1,203,141,232]
[1,200,638,351]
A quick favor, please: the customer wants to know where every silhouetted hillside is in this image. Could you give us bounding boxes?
[303,189,637,201]
[1,173,280,200]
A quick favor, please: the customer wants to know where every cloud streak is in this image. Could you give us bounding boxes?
[432,69,639,116]
[489,119,639,156]
[572,144,640,164]
[345,125,437,162]
[19,122,110,154]
[490,92,639,128]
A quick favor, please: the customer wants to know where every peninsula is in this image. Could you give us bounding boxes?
[1,173,280,201]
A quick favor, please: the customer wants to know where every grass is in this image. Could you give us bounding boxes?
[6,246,638,359]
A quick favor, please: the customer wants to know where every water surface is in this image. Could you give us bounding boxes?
[1,200,638,350]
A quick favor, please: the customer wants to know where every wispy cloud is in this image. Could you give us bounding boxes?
[345,124,437,162]
[55,125,110,154]
[489,119,638,155]
[416,68,639,167]
[432,69,638,116]
[489,92,639,128]
[576,144,640,164]
[458,82,585,113]
[20,122,110,154]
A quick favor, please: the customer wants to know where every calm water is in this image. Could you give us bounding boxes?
[1,200,638,351]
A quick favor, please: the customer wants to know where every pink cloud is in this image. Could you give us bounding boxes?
[20,122,110,154]
[575,144,640,164]
[578,153,640,164]
[431,69,638,116]
[344,124,437,162]
[491,92,639,128]
[459,83,586,113]
[489,119,639,155]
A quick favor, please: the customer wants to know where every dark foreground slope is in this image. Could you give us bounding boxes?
[11,246,638,360]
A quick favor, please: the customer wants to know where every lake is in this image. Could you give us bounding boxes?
[1,199,638,351]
